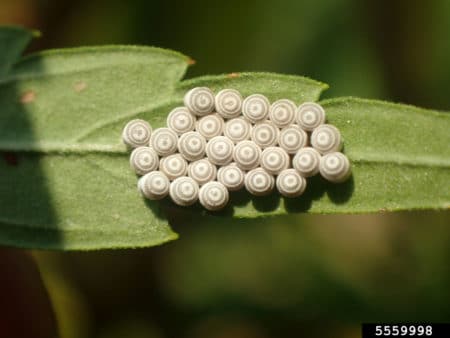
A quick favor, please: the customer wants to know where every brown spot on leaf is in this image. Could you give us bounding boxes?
[20,91,36,104]
[187,58,196,65]
[74,81,87,92]
[227,72,240,78]
[2,152,19,166]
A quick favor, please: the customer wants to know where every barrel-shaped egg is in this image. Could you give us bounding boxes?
[215,88,243,119]
[276,169,307,198]
[310,124,343,154]
[178,131,206,161]
[296,102,326,131]
[292,147,321,177]
[319,152,351,183]
[206,136,234,166]
[244,168,275,196]
[187,158,217,185]
[122,119,152,148]
[169,176,199,206]
[150,127,178,156]
[129,146,159,175]
[199,181,229,211]
[138,171,170,200]
[242,94,270,123]
[159,153,188,180]
[184,87,215,116]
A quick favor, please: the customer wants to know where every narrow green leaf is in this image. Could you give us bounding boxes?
[318,97,450,211]
[220,97,449,217]
[0,45,189,150]
[0,26,37,77]
[0,153,176,250]
[0,46,189,250]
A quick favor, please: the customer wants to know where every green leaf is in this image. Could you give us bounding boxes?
[0,43,190,250]
[151,97,448,219]
[0,26,37,77]
[1,45,189,150]
[217,97,449,217]
[319,97,450,212]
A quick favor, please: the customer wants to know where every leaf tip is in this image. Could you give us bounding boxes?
[320,82,330,91]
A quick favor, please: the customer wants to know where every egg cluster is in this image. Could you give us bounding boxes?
[122,87,351,211]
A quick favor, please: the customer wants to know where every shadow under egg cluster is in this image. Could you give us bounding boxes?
[122,87,351,211]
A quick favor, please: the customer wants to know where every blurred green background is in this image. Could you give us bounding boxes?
[0,0,449,337]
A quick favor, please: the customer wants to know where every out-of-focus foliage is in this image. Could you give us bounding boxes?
[34,253,91,338]
[0,248,58,338]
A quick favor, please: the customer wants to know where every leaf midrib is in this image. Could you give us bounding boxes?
[1,141,449,169]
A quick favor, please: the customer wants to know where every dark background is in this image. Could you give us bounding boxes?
[1,0,449,337]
